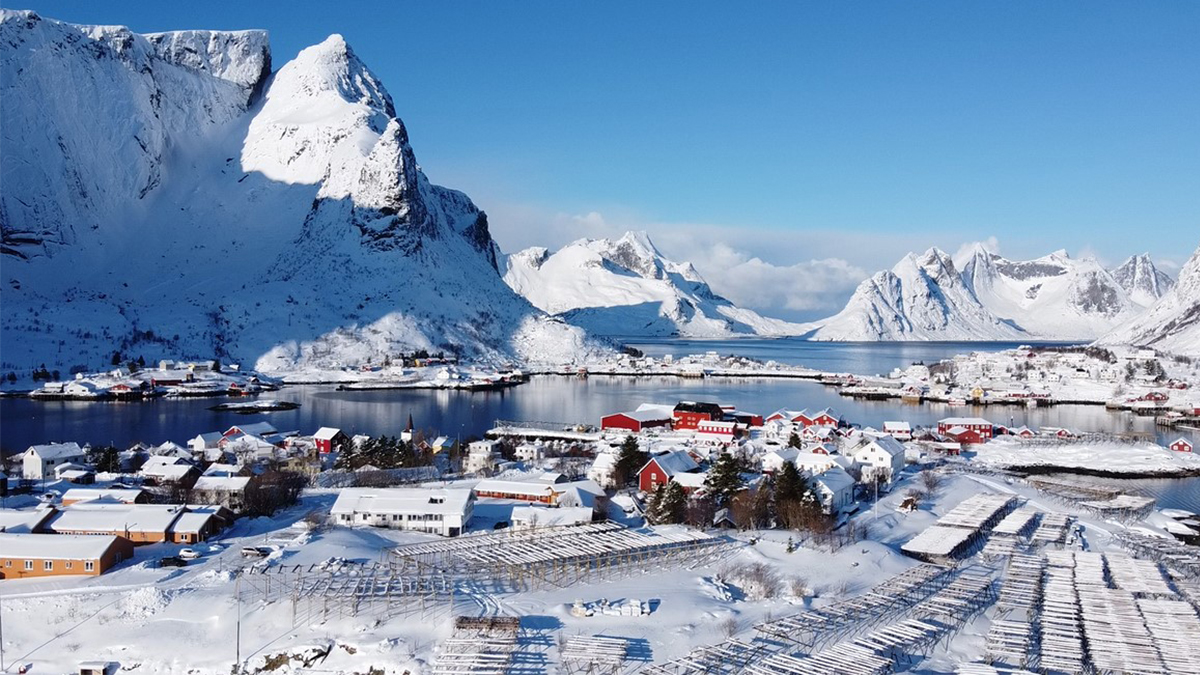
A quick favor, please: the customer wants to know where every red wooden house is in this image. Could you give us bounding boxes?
[637,450,701,493]
[1170,438,1194,453]
[601,409,674,433]
[936,417,993,441]
[672,402,724,431]
[313,427,349,454]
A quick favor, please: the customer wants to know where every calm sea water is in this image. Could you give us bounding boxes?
[3,378,1195,454]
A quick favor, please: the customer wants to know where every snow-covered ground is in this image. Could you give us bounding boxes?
[5,462,1197,674]
[972,437,1200,476]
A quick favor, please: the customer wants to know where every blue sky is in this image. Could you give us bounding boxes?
[29,1,1200,318]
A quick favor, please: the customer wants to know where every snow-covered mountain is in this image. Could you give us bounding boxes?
[810,248,1025,341]
[957,247,1148,340]
[1099,245,1200,355]
[812,245,1170,342]
[502,232,814,337]
[1111,254,1175,308]
[1,11,606,374]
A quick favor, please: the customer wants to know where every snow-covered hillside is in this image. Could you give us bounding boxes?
[502,232,814,337]
[810,248,1025,341]
[0,11,607,375]
[958,246,1148,340]
[811,244,1170,342]
[1099,245,1200,356]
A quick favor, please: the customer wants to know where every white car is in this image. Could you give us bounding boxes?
[178,548,201,560]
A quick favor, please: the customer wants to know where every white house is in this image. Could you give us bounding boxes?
[330,488,474,537]
[188,432,223,455]
[23,443,87,480]
[761,447,800,474]
[811,467,856,515]
[464,440,500,475]
[846,435,906,484]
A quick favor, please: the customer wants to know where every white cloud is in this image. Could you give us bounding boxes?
[951,236,1001,267]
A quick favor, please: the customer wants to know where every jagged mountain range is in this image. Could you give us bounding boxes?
[0,10,606,374]
[502,232,813,337]
[1100,245,1200,355]
[809,246,1180,343]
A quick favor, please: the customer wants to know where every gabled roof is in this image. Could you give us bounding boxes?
[883,421,911,432]
[224,422,277,437]
[640,449,700,477]
[812,467,855,493]
[939,417,992,426]
[26,442,85,460]
[313,427,343,441]
[863,436,906,458]
[606,409,674,422]
[192,476,251,492]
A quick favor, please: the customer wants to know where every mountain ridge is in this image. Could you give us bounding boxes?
[0,11,606,375]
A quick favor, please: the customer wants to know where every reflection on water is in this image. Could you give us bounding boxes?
[1044,474,1200,514]
[3,374,1196,454]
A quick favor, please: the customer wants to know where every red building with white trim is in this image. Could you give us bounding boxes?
[937,417,994,441]
[1170,438,1194,453]
[672,402,725,431]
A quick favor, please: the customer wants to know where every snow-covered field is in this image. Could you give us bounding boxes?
[972,437,1200,476]
[5,464,1197,674]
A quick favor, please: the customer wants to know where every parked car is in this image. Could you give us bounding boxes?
[178,548,200,560]
[240,546,273,558]
[159,556,187,567]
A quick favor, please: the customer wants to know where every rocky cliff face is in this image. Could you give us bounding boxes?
[0,11,603,374]
[1112,254,1175,309]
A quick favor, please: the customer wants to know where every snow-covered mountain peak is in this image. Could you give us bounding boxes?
[144,29,271,96]
[502,234,813,337]
[241,33,395,190]
[1112,253,1175,308]
[1100,245,1200,355]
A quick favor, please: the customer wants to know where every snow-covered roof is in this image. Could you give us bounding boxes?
[474,478,559,498]
[26,442,85,460]
[0,532,126,560]
[142,455,186,471]
[0,507,56,533]
[883,421,911,432]
[47,503,187,534]
[313,427,343,441]
[225,422,277,437]
[671,472,709,489]
[764,447,800,462]
[192,476,251,492]
[191,432,223,444]
[939,417,992,426]
[511,506,593,528]
[812,467,855,493]
[864,436,906,458]
[203,463,241,478]
[330,488,473,516]
[642,450,700,477]
[431,436,452,447]
[142,463,195,480]
[635,403,676,415]
[608,409,674,422]
[901,525,975,557]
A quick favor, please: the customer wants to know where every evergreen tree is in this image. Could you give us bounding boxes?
[775,462,807,504]
[137,355,146,367]
[658,482,688,524]
[645,484,667,523]
[787,432,802,449]
[614,435,648,487]
[96,446,121,473]
[333,441,357,471]
[704,452,745,506]
[111,351,122,366]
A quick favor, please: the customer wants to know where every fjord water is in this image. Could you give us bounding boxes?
[3,340,1196,456]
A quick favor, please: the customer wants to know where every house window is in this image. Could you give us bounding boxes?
[66,561,73,569]
[24,560,33,570]
[85,561,95,571]
[3,561,9,567]
[44,560,54,571]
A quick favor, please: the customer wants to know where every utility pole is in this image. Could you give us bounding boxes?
[235,574,242,673]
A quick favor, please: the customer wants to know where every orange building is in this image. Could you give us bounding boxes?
[0,533,134,578]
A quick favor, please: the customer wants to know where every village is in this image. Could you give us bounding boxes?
[3,387,1200,673]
